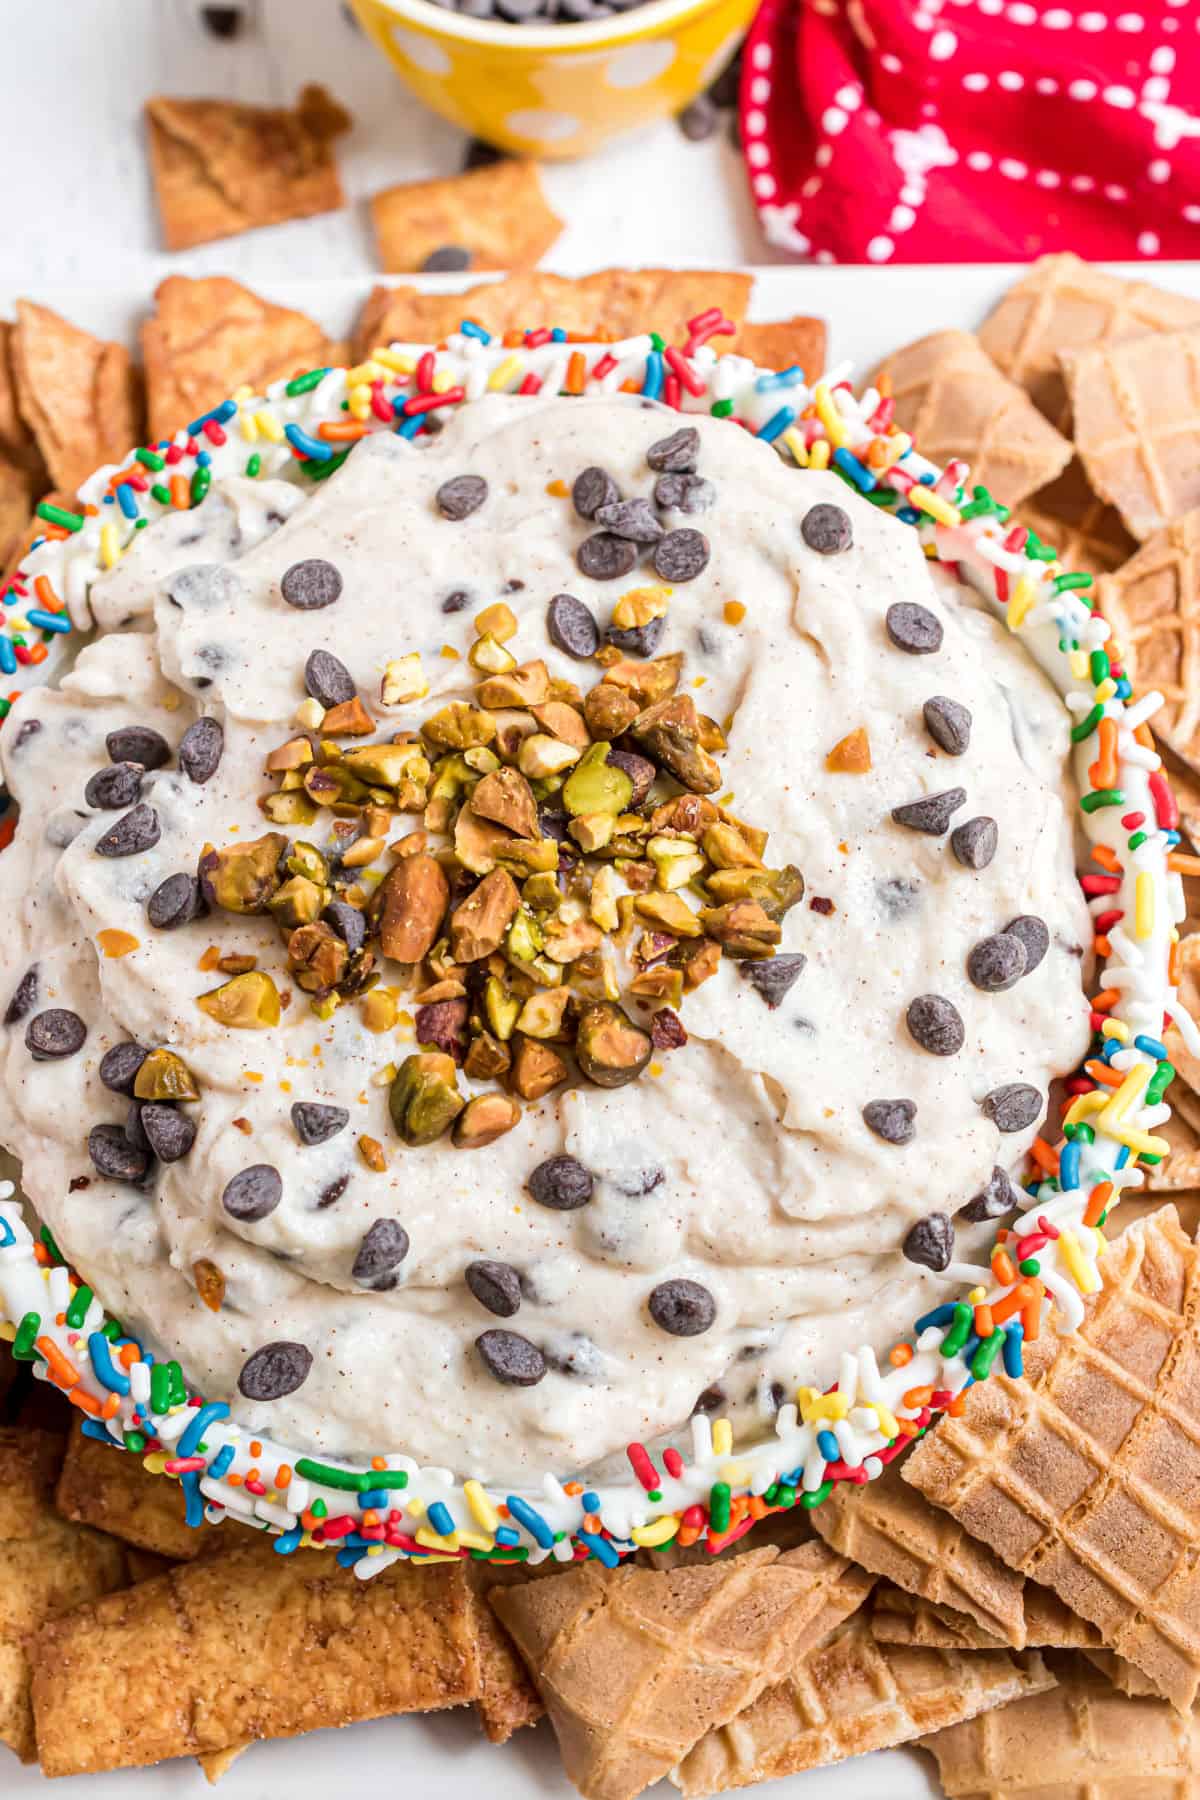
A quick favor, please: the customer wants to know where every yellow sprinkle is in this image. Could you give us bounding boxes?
[432,370,453,394]
[649,1061,664,1078]
[99,523,122,570]
[724,600,746,626]
[1094,677,1118,702]
[1098,1060,1151,1129]
[868,1403,899,1439]
[813,383,848,448]
[142,1451,170,1476]
[1005,575,1037,631]
[1101,1018,1130,1042]
[346,362,385,385]
[782,426,809,467]
[0,1322,15,1342]
[238,408,259,443]
[415,1526,460,1552]
[405,1495,426,1517]
[254,408,284,444]
[487,355,524,391]
[631,1516,680,1547]
[808,437,831,471]
[464,1479,501,1534]
[1135,870,1155,941]
[456,1530,496,1553]
[692,675,708,688]
[797,1387,849,1424]
[347,384,372,422]
[1107,1124,1171,1157]
[967,1286,987,1305]
[370,348,415,375]
[1064,1089,1109,1126]
[244,1071,264,1085]
[1068,649,1089,681]
[1057,1226,1102,1295]
[907,484,962,529]
[711,1418,733,1457]
[719,1461,752,1484]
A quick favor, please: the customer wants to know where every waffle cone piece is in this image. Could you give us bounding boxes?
[1064,329,1200,541]
[1018,458,1136,580]
[868,329,1071,507]
[1098,508,1200,769]
[490,1541,872,1800]
[978,253,1200,434]
[921,1651,1200,1796]
[672,1609,1054,1796]
[871,1585,1005,1651]
[904,1207,1200,1709]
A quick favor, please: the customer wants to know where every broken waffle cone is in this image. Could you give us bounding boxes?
[490,1541,872,1800]
[977,252,1200,434]
[921,1651,1200,1795]
[868,329,1072,508]
[671,1609,1055,1796]
[903,1206,1200,1711]
[1018,458,1136,580]
[1097,510,1200,770]
[1082,1646,1165,1697]
[871,1585,1005,1651]
[1065,332,1200,541]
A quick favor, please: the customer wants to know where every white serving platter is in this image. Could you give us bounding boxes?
[7,258,1200,1800]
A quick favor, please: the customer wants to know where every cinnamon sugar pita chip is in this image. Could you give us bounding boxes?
[56,1419,213,1561]
[732,317,826,382]
[0,461,35,578]
[372,160,563,276]
[145,85,351,252]
[11,300,143,496]
[0,323,45,480]
[142,274,331,443]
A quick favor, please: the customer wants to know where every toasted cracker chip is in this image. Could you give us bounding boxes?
[1098,509,1200,769]
[466,1558,566,1743]
[0,323,45,480]
[11,300,143,497]
[1018,458,1136,581]
[56,1419,212,1560]
[351,268,753,364]
[144,85,351,252]
[0,460,35,578]
[372,160,563,276]
[0,1425,65,1541]
[142,274,331,443]
[732,317,826,383]
[30,1541,480,1777]
[198,1744,249,1784]
[1064,329,1200,541]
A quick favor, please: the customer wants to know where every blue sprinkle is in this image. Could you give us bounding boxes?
[755,366,805,391]
[641,351,664,402]
[780,1467,803,1488]
[102,493,114,505]
[395,412,424,440]
[832,447,876,492]
[284,423,334,462]
[27,609,71,635]
[897,505,921,525]
[956,1333,981,1366]
[358,1488,390,1510]
[1002,1321,1024,1379]
[177,1400,230,1459]
[81,1418,116,1442]
[495,1526,521,1547]
[0,638,17,676]
[914,1302,957,1334]
[583,1531,620,1566]
[180,1470,205,1528]
[1115,1145,1130,1170]
[918,472,935,485]
[88,1332,131,1394]
[115,483,139,520]
[209,1444,236,1479]
[340,1532,371,1549]
[461,320,492,343]
[1115,678,1133,699]
[0,1213,13,1247]
[186,399,238,434]
[756,405,797,443]
[581,1490,601,1513]
[1058,1140,1081,1192]
[550,327,567,344]
[1165,830,1182,848]
[1135,1034,1168,1059]
[816,1429,840,1461]
[274,1526,304,1555]
[428,1501,457,1538]
[506,1493,555,1549]
[336,1545,369,1568]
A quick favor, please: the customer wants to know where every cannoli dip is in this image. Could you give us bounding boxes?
[0,396,1091,1483]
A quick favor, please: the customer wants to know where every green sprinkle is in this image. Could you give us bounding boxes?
[100,1319,122,1341]
[307,448,351,483]
[294,1456,409,1492]
[286,368,326,396]
[36,501,84,532]
[123,1431,146,1453]
[136,448,166,471]
[763,1484,780,1506]
[710,398,734,418]
[1019,1258,1041,1276]
[1089,649,1111,685]
[971,1332,1005,1381]
[1070,704,1105,743]
[1075,1123,1095,1145]
[709,1480,731,1535]
[40,1224,62,1264]
[151,482,172,507]
[1147,1061,1176,1107]
[311,1497,328,1520]
[865,489,898,506]
[1081,788,1124,812]
[245,453,262,478]
[149,1361,172,1414]
[0,700,9,720]
[1025,535,1058,563]
[13,1312,41,1361]
[776,1484,796,1509]
[190,466,211,505]
[134,517,148,531]
[647,1489,662,1503]
[1053,571,1093,593]
[1138,1152,1164,1166]
[65,1285,93,1330]
[649,332,665,353]
[1127,830,1148,852]
[800,1481,833,1510]
[940,1302,974,1359]
[167,1360,187,1407]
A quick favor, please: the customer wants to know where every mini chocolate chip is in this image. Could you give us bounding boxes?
[124,1102,151,1157]
[967,933,1027,992]
[903,1212,954,1271]
[679,95,719,140]
[291,1102,350,1145]
[304,649,355,708]
[1004,914,1049,975]
[352,1218,410,1284]
[528,1154,593,1210]
[88,1122,151,1184]
[85,762,144,810]
[886,602,943,654]
[421,245,472,273]
[923,696,972,756]
[594,497,664,543]
[606,748,656,805]
[26,1009,87,1060]
[891,788,967,835]
[4,966,39,1025]
[148,873,204,930]
[466,1259,522,1318]
[547,593,600,659]
[863,1098,917,1144]
[222,1164,283,1222]
[693,1384,726,1415]
[281,558,343,610]
[238,1341,312,1401]
[436,474,488,520]
[441,590,470,614]
[95,804,160,858]
[200,6,242,36]
[801,503,853,555]
[476,1328,546,1386]
[105,726,170,769]
[951,816,998,870]
[982,1083,1043,1133]
[740,953,807,1009]
[605,615,665,658]
[961,1166,1019,1222]
[318,1173,350,1209]
[99,1042,148,1095]
[653,528,709,583]
[647,427,700,473]
[654,472,715,513]
[322,900,366,952]
[577,532,638,580]
[906,995,965,1056]
[572,466,620,521]
[179,718,224,783]
[649,1278,716,1336]
[141,1104,196,1163]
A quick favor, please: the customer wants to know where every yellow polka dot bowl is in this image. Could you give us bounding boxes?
[349,0,754,160]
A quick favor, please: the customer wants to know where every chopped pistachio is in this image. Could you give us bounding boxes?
[635,890,703,936]
[196,971,281,1029]
[522,870,562,914]
[569,812,615,854]
[375,853,449,962]
[268,874,327,930]
[483,975,521,1042]
[134,1047,200,1102]
[589,864,620,932]
[341,835,385,869]
[468,633,517,675]
[453,804,518,875]
[530,699,590,748]
[287,921,350,992]
[575,1001,652,1088]
[698,899,782,957]
[472,766,539,839]
[359,1134,388,1171]
[463,746,501,775]
[453,1091,521,1148]
[562,743,632,817]
[507,1035,568,1101]
[362,988,399,1033]
[389,1051,463,1145]
[673,937,722,990]
[473,601,518,642]
[601,652,683,706]
[695,713,728,753]
[423,702,496,750]
[478,660,550,710]
[505,906,544,963]
[542,906,604,963]
[294,697,326,730]
[321,696,374,737]
[464,1028,511,1080]
[341,742,431,788]
[381,654,429,707]
[265,736,314,774]
[515,986,572,1039]
[648,836,707,891]
[630,965,685,1008]
[491,708,539,763]
[518,732,582,780]
[631,695,721,795]
[612,585,670,630]
[451,867,521,962]
[199,833,287,914]
[702,822,764,870]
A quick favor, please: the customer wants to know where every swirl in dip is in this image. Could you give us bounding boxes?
[0,395,1090,1484]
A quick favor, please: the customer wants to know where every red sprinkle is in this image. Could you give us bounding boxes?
[663,1447,684,1479]
[1150,769,1179,831]
[627,1443,659,1491]
[1092,908,1124,933]
[1080,874,1122,895]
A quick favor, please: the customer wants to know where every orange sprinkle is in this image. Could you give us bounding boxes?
[1088,717,1119,791]
[440,644,460,660]
[250,1440,262,1457]
[170,474,190,510]
[318,420,370,442]
[362,1509,380,1528]
[723,600,747,626]
[1090,842,1122,875]
[33,574,64,613]
[947,1394,968,1417]
[100,1391,122,1420]
[748,1495,768,1520]
[888,1343,914,1368]
[563,1480,584,1496]
[989,1281,1034,1325]
[865,436,892,469]
[902,1385,934,1408]
[876,372,893,397]
[245,1468,260,1486]
[1093,934,1112,959]
[1171,938,1183,986]
[895,1417,921,1438]
[226,1472,244,1488]
[973,1304,995,1338]
[36,1336,79,1389]
[276,1465,292,1489]
[545,478,570,498]
[1021,1287,1043,1342]
[69,1385,103,1417]
[371,1456,387,1470]
[1084,1181,1113,1227]
[1091,989,1120,1014]
[991,1247,1017,1287]
[1168,852,1200,877]
[502,329,523,347]
[620,378,641,393]
[1134,722,1155,750]
[28,644,47,666]
[565,351,586,395]
[33,1241,51,1266]
[1085,1058,1123,1089]
[118,1342,141,1369]
[678,1523,702,1547]
[581,1514,601,1533]
[1029,1137,1060,1175]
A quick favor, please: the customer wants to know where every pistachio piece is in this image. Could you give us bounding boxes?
[464,1028,512,1080]
[698,899,782,958]
[569,813,615,853]
[563,742,633,818]
[389,1051,464,1145]
[505,906,544,963]
[133,1047,200,1102]
[635,890,703,936]
[703,822,764,870]
[673,937,722,989]
[199,833,287,914]
[375,853,449,963]
[516,986,572,1038]
[583,683,640,739]
[471,766,539,839]
[302,763,372,808]
[477,660,550,710]
[518,733,583,781]
[287,921,350,992]
[196,971,281,1029]
[268,874,327,931]
[321,696,374,736]
[606,748,656,807]
[647,836,706,891]
[530,699,590,748]
[381,653,429,707]
[492,836,559,877]
[474,601,518,642]
[453,1092,522,1148]
[589,865,620,931]
[259,791,320,826]
[575,1001,652,1088]
[469,634,517,676]
[450,867,521,962]
[341,742,431,788]
[453,803,515,876]
[522,871,561,914]
[630,966,685,1008]
[266,736,315,774]
[631,695,722,795]
[507,1035,568,1101]
[649,794,719,835]
[423,702,496,750]
[483,975,520,1042]
[491,708,539,763]
[602,652,683,707]
[288,841,331,885]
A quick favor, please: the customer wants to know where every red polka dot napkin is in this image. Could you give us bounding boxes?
[740,0,1200,263]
